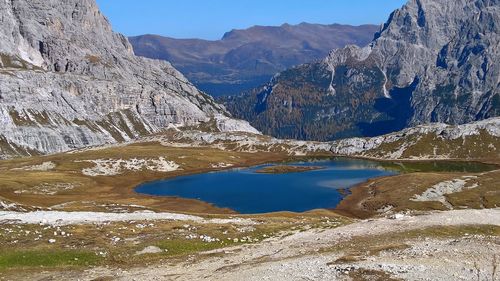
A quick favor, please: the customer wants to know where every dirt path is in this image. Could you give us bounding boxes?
[26,208,500,281]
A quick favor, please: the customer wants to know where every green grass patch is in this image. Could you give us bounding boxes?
[0,249,102,270]
[156,239,235,257]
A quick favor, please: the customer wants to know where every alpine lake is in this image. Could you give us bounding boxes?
[136,158,497,214]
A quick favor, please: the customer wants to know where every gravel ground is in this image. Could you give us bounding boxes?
[0,210,257,226]
[15,208,500,281]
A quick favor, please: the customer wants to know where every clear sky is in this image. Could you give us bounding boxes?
[95,0,407,40]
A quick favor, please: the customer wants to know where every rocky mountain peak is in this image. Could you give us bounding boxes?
[225,0,499,141]
[2,0,127,71]
[368,0,499,89]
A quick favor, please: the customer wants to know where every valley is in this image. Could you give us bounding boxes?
[0,121,499,280]
[0,0,499,280]
[130,24,378,96]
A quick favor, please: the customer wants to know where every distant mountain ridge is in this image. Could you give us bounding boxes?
[224,0,500,141]
[129,23,379,96]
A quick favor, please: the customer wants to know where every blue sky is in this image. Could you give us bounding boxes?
[96,0,407,40]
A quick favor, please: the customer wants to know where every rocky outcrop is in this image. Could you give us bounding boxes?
[147,117,499,160]
[152,117,500,159]
[145,130,332,156]
[214,115,261,135]
[331,117,500,160]
[225,0,500,141]
[0,0,240,158]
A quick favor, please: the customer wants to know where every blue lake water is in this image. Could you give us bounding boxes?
[136,158,398,214]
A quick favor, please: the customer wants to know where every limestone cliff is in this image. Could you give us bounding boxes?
[0,0,234,158]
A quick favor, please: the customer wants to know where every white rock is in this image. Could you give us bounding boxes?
[134,246,163,255]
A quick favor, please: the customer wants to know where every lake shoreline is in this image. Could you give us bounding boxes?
[135,157,499,216]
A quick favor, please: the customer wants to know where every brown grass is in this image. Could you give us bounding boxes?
[0,142,291,214]
[349,268,401,281]
[348,269,403,281]
[335,172,457,218]
[361,130,500,160]
[336,169,500,218]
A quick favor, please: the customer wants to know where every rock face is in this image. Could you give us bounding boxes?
[129,23,379,96]
[225,0,500,141]
[0,0,233,158]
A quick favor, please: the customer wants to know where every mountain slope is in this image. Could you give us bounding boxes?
[331,117,500,160]
[224,0,500,141]
[0,0,241,159]
[129,23,379,96]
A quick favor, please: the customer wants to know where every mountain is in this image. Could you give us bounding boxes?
[129,23,379,96]
[224,0,500,141]
[0,0,255,159]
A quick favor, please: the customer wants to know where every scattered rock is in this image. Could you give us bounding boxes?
[135,246,163,256]
[390,214,406,220]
